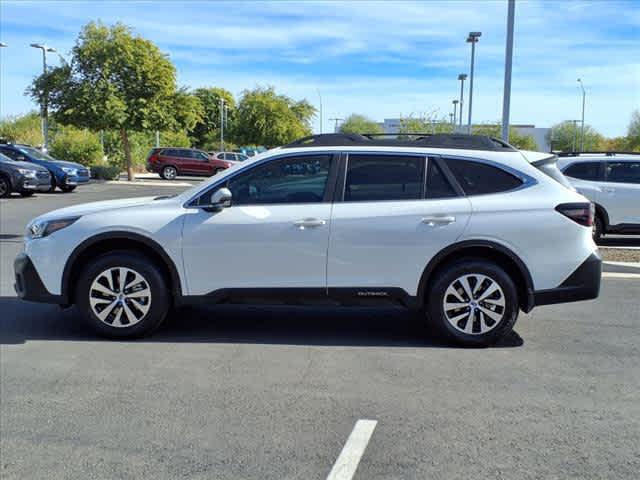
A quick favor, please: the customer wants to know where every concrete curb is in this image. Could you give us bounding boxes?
[603,261,640,274]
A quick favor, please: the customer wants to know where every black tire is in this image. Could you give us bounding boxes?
[75,251,170,339]
[425,257,519,347]
[20,191,35,197]
[60,185,76,193]
[46,176,57,193]
[215,168,224,175]
[161,165,178,180]
[593,214,603,243]
[0,175,11,198]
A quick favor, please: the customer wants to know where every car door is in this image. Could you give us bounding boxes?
[602,160,640,225]
[189,150,212,175]
[327,153,471,297]
[181,152,338,295]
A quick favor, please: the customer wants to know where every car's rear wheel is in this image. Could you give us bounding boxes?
[0,175,11,197]
[426,258,519,347]
[76,251,170,339]
[161,166,177,180]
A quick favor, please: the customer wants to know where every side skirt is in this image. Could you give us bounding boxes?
[177,287,419,309]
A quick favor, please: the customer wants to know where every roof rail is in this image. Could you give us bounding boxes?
[557,151,640,157]
[282,133,516,151]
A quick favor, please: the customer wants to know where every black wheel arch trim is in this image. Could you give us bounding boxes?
[417,239,536,313]
[61,231,183,304]
[593,203,609,229]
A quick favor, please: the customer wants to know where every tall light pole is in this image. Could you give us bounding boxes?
[577,78,586,152]
[457,74,467,130]
[0,44,6,121]
[316,89,323,134]
[452,99,459,125]
[466,31,481,134]
[569,119,581,152]
[30,43,56,151]
[501,0,515,142]
[220,97,225,153]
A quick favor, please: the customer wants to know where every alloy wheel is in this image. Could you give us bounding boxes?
[442,273,506,335]
[89,267,152,327]
[163,167,177,180]
[0,178,8,197]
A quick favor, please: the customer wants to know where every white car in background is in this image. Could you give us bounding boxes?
[15,134,601,346]
[557,153,640,241]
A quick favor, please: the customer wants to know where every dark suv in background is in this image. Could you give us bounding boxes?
[0,143,90,193]
[146,147,233,180]
[0,152,51,197]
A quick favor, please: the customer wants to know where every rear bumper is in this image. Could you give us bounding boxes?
[14,253,65,304]
[533,253,601,307]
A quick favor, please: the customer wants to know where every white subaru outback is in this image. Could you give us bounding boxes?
[14,134,601,346]
[556,152,640,241]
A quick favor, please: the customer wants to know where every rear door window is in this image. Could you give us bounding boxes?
[344,154,425,202]
[606,162,640,184]
[564,161,604,181]
[426,160,458,199]
[445,159,522,195]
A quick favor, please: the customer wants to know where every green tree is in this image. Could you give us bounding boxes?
[49,126,103,165]
[547,121,604,152]
[234,86,315,146]
[398,116,454,136]
[0,112,43,146]
[627,109,640,151]
[472,123,538,150]
[338,114,383,135]
[28,22,202,180]
[190,87,235,149]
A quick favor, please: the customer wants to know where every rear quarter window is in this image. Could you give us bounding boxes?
[445,159,522,195]
[563,161,603,181]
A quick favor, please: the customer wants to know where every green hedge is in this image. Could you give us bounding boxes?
[89,165,120,180]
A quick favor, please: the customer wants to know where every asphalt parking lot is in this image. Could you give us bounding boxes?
[1,181,639,479]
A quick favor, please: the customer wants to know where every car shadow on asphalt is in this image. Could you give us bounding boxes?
[0,296,524,349]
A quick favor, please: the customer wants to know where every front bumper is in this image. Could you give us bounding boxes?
[14,253,64,304]
[19,174,51,192]
[533,253,602,307]
[62,174,90,186]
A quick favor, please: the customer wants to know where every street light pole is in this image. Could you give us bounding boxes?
[220,97,225,153]
[30,43,56,151]
[329,117,344,133]
[457,74,467,130]
[501,0,515,142]
[452,99,459,126]
[466,32,481,134]
[577,78,586,152]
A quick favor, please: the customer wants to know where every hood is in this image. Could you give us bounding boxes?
[36,196,159,221]
[0,160,50,172]
[36,158,85,170]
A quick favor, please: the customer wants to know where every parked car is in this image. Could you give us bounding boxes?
[146,147,233,180]
[0,143,90,192]
[0,152,51,197]
[209,151,249,164]
[15,133,600,345]
[557,152,640,241]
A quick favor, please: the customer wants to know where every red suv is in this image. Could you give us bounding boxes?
[146,148,232,180]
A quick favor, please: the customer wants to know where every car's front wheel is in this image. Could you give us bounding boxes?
[76,251,170,339]
[592,214,603,243]
[426,258,519,347]
[0,175,12,197]
[20,191,35,197]
[60,185,76,193]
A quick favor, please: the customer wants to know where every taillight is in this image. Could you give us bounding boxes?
[555,203,594,227]
[148,154,159,163]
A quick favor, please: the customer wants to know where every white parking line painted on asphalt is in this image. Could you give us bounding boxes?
[327,419,377,480]
[602,272,640,279]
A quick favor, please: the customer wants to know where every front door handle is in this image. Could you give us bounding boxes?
[294,218,326,229]
[421,215,456,226]
[602,187,615,194]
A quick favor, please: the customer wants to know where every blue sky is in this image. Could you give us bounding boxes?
[0,0,638,137]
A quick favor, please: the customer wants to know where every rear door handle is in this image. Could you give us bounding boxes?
[602,187,615,193]
[421,215,456,226]
[294,218,326,229]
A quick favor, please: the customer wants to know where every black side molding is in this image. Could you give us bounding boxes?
[533,253,602,307]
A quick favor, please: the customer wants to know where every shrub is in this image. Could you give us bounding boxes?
[89,165,120,180]
[50,127,103,165]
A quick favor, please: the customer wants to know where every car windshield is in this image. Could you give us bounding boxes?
[17,146,55,161]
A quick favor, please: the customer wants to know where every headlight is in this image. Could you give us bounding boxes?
[27,217,80,239]
[17,168,37,178]
[61,167,78,175]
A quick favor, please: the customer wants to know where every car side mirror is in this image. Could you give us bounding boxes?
[204,187,232,212]
[17,155,26,161]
